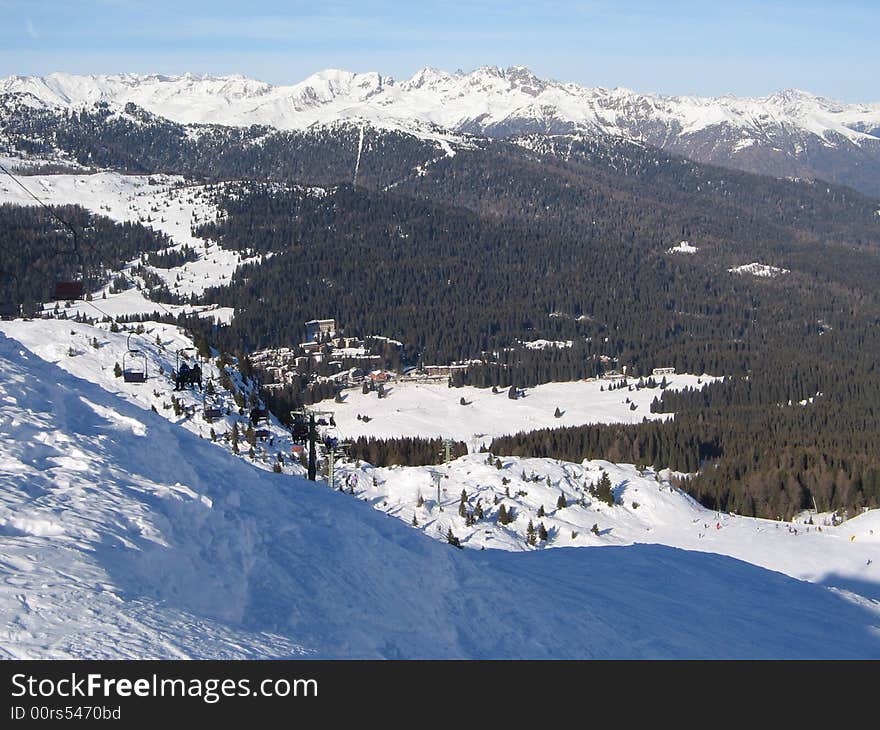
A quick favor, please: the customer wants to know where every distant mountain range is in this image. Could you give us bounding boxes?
[2,66,880,196]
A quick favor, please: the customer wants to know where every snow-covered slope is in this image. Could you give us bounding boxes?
[3,68,878,145]
[728,262,791,278]
[5,66,879,194]
[342,455,880,593]
[0,170,261,306]
[0,318,299,475]
[2,329,879,659]
[324,374,715,451]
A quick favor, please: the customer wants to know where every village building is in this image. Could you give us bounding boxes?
[305,319,336,342]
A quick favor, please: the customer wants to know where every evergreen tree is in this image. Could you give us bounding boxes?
[596,471,615,506]
[497,504,514,525]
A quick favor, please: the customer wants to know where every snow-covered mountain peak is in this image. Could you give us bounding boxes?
[2,66,880,194]
[403,66,454,89]
[294,68,386,100]
[2,66,877,141]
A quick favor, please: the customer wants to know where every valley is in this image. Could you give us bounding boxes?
[1,62,879,660]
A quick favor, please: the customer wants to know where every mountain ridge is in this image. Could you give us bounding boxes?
[4,65,880,196]
[4,66,878,136]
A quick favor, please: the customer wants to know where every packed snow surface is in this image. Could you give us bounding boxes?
[0,319,878,658]
[324,374,715,450]
[342,455,880,585]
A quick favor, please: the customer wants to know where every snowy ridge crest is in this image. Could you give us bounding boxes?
[2,67,878,146]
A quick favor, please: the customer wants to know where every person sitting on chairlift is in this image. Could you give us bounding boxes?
[191,363,202,391]
[175,362,190,391]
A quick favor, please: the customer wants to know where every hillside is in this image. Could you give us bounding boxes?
[1,327,879,659]
[2,120,880,523]
[320,373,716,450]
[3,67,880,195]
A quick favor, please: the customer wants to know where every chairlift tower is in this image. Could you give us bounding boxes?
[290,406,338,482]
[325,439,353,491]
[442,438,455,465]
[430,471,444,511]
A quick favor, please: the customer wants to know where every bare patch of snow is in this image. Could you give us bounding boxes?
[668,241,699,254]
[728,262,790,278]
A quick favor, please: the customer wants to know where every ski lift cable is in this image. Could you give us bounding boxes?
[1,158,229,406]
[0,162,82,263]
[2,160,221,392]
[1,163,194,328]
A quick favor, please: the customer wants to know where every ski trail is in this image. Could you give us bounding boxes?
[353,124,364,187]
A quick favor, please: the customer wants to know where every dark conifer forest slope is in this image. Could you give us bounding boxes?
[3,110,880,519]
[0,203,170,308]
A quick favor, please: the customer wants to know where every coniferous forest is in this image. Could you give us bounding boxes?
[3,107,880,519]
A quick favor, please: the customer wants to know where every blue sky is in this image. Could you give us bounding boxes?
[1,1,877,101]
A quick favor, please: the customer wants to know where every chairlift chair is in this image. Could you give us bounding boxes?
[203,387,224,420]
[122,333,147,383]
[52,216,88,301]
[174,347,201,390]
[53,279,85,301]
[175,346,198,373]
[290,414,309,443]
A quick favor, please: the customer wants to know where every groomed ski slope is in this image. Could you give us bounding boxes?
[1,333,879,659]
